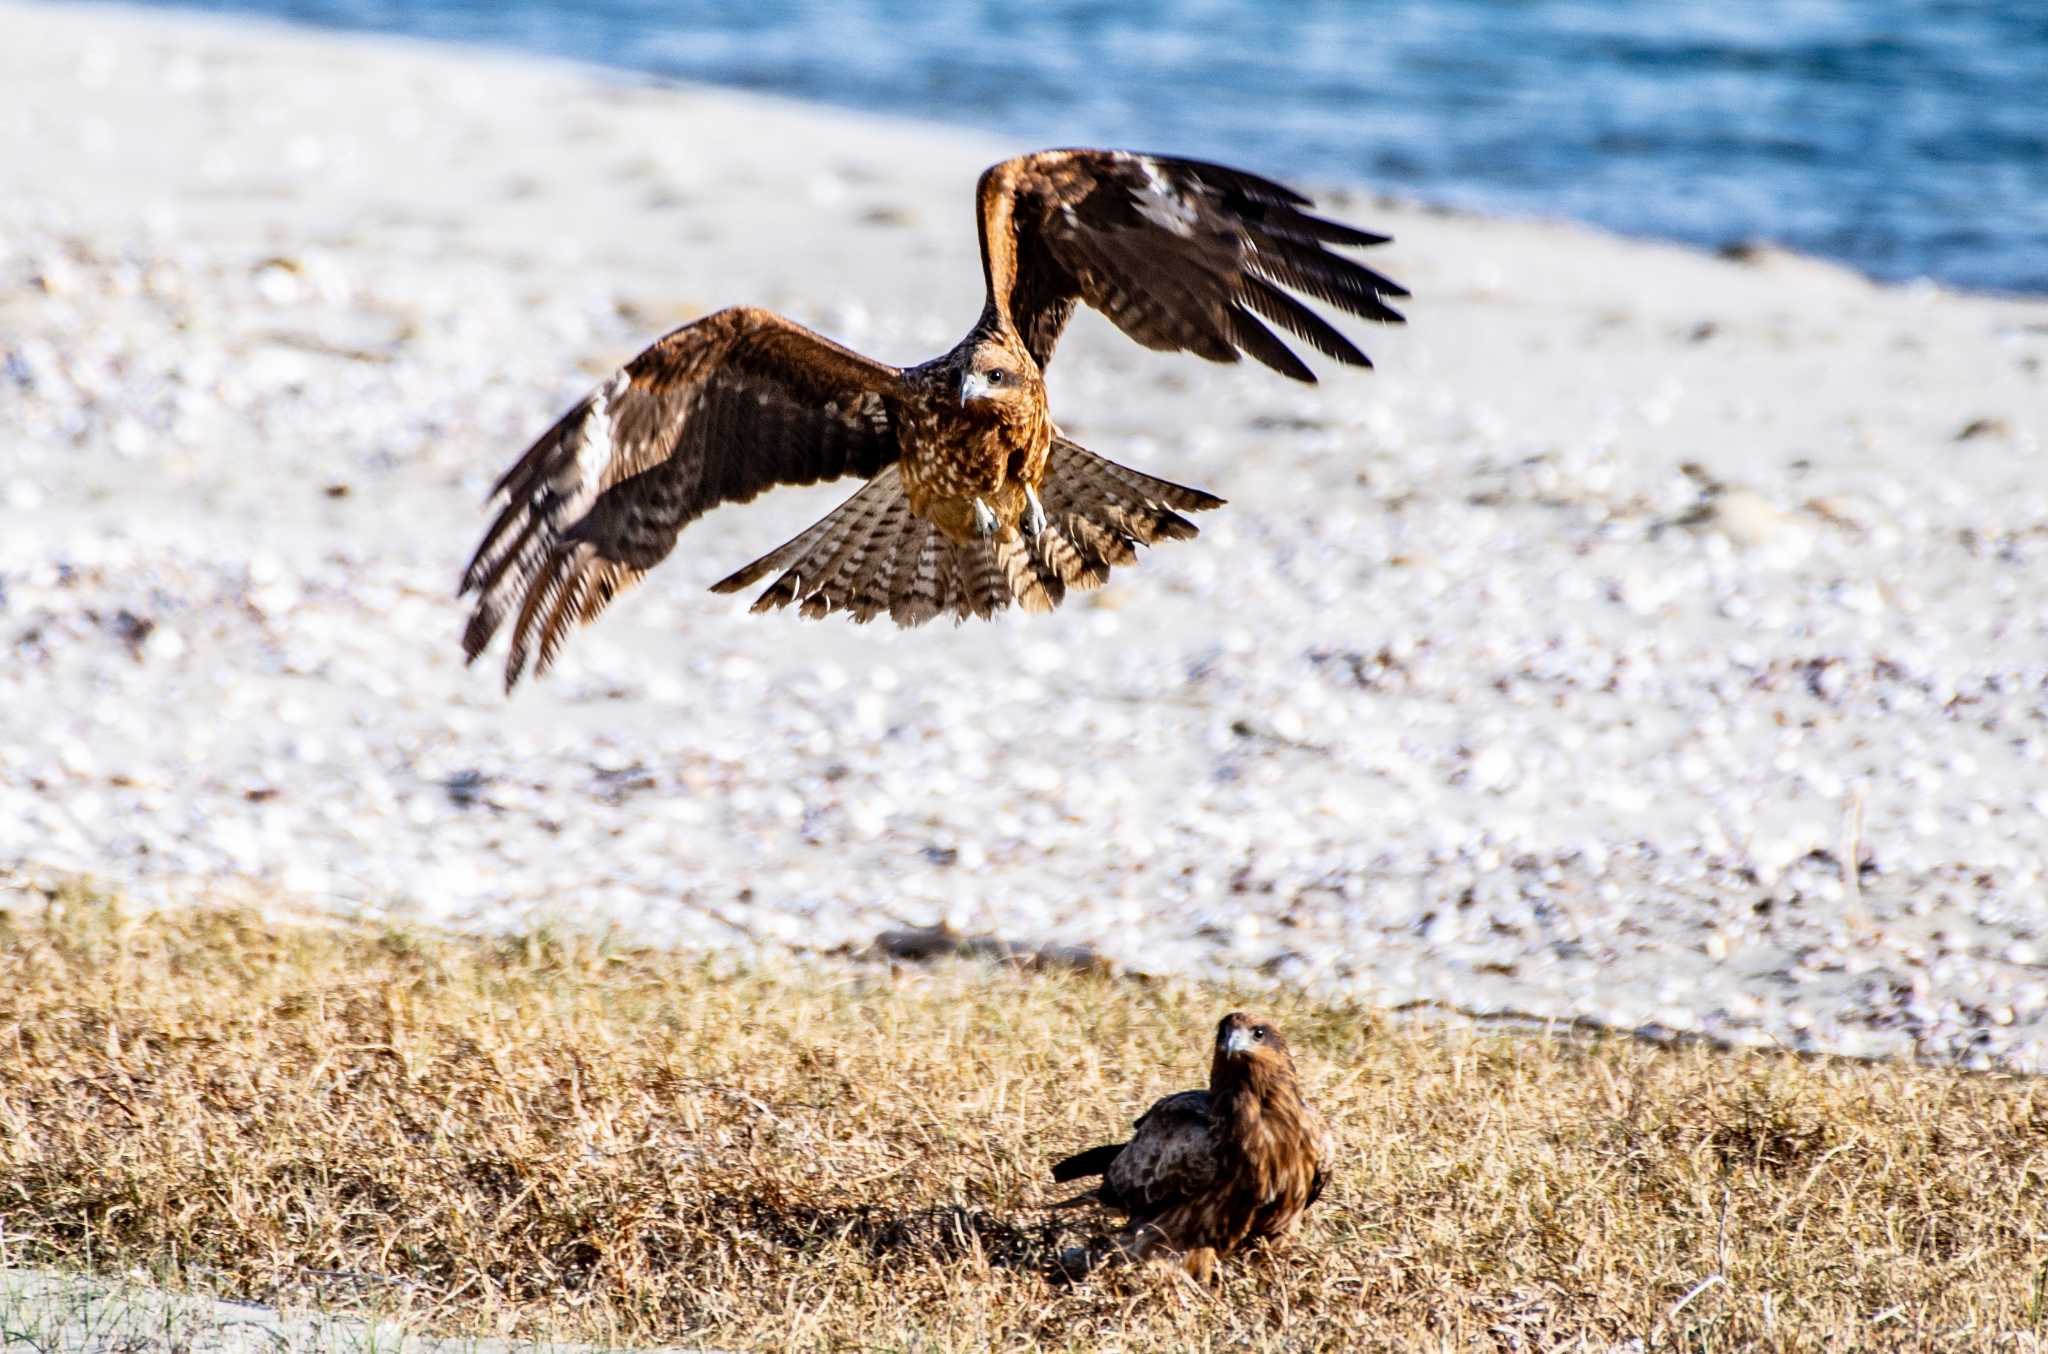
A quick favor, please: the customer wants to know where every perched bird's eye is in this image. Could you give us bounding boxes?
[1253,1026,1269,1041]
[985,368,1006,385]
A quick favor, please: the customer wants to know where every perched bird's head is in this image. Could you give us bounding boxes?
[1215,1011,1289,1062]
[1210,1011,1304,1097]
[957,342,1040,413]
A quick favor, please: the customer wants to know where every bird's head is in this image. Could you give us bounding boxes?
[1210,1011,1302,1096]
[1215,1011,1290,1064]
[957,343,1040,414]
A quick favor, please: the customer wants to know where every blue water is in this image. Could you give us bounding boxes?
[109,0,2048,295]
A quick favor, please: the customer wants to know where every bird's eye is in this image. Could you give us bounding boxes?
[985,369,1006,385]
[1252,1026,1269,1041]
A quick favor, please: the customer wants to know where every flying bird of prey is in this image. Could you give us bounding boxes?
[460,148,1406,689]
[1050,1011,1332,1281]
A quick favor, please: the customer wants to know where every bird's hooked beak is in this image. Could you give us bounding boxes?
[1222,1022,1256,1059]
[959,371,993,407]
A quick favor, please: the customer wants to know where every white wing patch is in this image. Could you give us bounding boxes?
[568,370,628,496]
[1131,157,1200,237]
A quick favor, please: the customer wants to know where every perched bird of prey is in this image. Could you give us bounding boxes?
[1050,1011,1332,1281]
[460,148,1406,689]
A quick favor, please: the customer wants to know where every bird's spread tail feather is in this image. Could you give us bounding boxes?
[710,440,1222,623]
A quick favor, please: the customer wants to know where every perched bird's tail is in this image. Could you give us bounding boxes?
[1046,1140,1126,1210]
[1050,1142,1126,1183]
[710,439,1223,624]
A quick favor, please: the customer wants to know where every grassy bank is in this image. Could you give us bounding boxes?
[0,886,2041,1350]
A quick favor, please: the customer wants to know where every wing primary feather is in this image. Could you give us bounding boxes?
[534,556,594,678]
[1239,276,1370,368]
[1146,154,1313,207]
[1247,236,1411,311]
[502,552,571,690]
[1226,305,1318,383]
[1247,203,1394,250]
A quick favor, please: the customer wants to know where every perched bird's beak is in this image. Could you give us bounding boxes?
[959,372,992,406]
[1223,1023,1255,1058]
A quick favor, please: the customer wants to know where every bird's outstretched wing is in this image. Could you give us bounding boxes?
[975,149,1407,380]
[459,306,904,689]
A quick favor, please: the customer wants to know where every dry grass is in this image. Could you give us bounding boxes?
[0,886,2044,1351]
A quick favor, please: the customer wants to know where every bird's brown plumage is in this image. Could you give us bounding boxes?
[1050,1012,1332,1281]
[460,149,1406,689]
[974,151,1405,378]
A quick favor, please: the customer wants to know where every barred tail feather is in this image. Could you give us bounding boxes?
[708,443,1221,625]
[1029,434,1221,594]
[710,467,961,624]
[1041,432,1224,526]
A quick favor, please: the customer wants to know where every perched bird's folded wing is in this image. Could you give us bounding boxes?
[1102,1089,1220,1214]
[460,307,905,689]
[975,149,1408,379]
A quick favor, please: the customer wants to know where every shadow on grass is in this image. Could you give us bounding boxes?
[715,1194,1079,1276]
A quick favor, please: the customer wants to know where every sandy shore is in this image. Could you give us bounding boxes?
[4,1,2047,1068]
